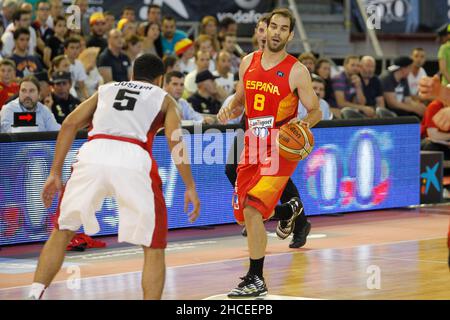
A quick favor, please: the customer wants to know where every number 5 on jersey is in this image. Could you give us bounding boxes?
[113,89,140,111]
[253,94,265,111]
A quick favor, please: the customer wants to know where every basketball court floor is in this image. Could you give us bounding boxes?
[0,206,449,300]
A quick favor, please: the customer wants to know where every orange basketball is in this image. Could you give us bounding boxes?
[276,122,314,161]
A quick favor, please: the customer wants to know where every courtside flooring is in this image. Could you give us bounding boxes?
[0,206,449,300]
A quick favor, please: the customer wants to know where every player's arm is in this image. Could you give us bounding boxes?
[217,52,254,124]
[291,63,322,128]
[162,94,200,222]
[42,92,98,208]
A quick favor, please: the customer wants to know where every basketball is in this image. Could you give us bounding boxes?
[276,122,314,161]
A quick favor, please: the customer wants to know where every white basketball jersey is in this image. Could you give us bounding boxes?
[89,81,167,143]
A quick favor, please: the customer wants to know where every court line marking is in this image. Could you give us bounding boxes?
[0,235,446,293]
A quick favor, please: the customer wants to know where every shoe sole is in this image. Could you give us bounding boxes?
[289,222,311,248]
[276,207,303,240]
[227,291,268,299]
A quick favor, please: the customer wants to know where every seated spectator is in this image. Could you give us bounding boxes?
[86,12,107,53]
[298,52,317,75]
[124,35,143,65]
[49,54,70,76]
[421,98,450,162]
[298,75,332,120]
[121,6,136,22]
[187,70,221,115]
[138,4,161,36]
[0,75,60,132]
[9,28,44,78]
[331,55,375,118]
[34,70,52,107]
[381,56,426,117]
[142,22,163,58]
[218,17,237,43]
[408,47,428,98]
[78,47,104,97]
[359,56,385,108]
[48,71,80,123]
[195,34,216,72]
[64,36,88,101]
[0,1,18,36]
[200,16,220,54]
[164,71,214,124]
[32,2,53,44]
[117,18,137,40]
[161,16,188,56]
[175,38,195,75]
[184,50,211,98]
[103,11,116,34]
[221,33,241,75]
[213,51,235,97]
[315,58,334,106]
[1,8,36,57]
[163,55,181,74]
[0,58,19,109]
[97,29,131,83]
[45,15,66,61]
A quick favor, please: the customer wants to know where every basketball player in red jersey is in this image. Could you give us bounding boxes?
[28,54,200,300]
[218,8,322,297]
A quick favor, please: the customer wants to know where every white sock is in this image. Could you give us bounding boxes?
[28,282,46,300]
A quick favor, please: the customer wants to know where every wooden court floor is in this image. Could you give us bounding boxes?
[0,207,449,300]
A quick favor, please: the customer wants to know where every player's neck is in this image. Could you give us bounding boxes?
[261,49,287,68]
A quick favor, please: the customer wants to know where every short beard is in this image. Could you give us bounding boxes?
[21,99,37,110]
[267,42,285,53]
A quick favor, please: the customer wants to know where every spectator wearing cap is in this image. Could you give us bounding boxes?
[0,59,19,109]
[9,28,44,78]
[1,8,37,57]
[97,29,131,83]
[86,12,107,53]
[45,15,66,61]
[359,56,385,109]
[64,37,88,101]
[184,50,211,98]
[380,56,426,117]
[0,75,60,132]
[438,24,450,85]
[164,71,215,125]
[175,38,195,74]
[117,18,137,40]
[187,70,221,115]
[331,55,375,118]
[161,16,188,56]
[142,22,163,58]
[49,71,80,123]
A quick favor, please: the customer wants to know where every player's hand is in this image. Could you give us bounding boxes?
[419,75,441,100]
[184,187,200,223]
[433,107,450,132]
[217,105,231,124]
[41,173,63,208]
[289,118,310,128]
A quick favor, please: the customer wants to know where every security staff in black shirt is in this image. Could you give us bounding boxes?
[187,70,222,115]
[49,71,80,124]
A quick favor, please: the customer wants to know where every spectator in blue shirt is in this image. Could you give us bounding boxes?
[164,70,215,125]
[0,75,60,132]
[161,16,187,57]
[331,55,375,118]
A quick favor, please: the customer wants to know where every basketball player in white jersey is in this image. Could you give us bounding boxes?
[28,54,200,300]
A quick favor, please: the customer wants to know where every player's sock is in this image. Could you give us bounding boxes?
[248,257,265,278]
[273,203,293,220]
[28,282,46,300]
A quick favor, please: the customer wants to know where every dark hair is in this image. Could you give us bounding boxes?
[412,47,425,53]
[122,6,135,14]
[268,8,295,32]
[162,16,175,24]
[20,75,40,93]
[344,55,360,66]
[165,70,185,85]
[144,21,159,36]
[311,74,325,84]
[12,9,31,23]
[13,27,30,40]
[147,4,161,14]
[0,58,16,69]
[64,36,81,48]
[219,17,236,30]
[54,15,66,26]
[256,14,269,26]
[133,53,164,82]
[103,11,114,17]
[163,55,178,73]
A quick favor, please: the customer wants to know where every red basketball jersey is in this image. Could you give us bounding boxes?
[243,51,299,145]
